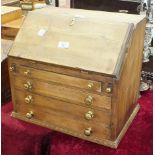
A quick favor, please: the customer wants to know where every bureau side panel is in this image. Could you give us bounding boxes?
[111,18,146,139]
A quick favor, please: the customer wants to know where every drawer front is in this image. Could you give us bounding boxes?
[15,89,111,125]
[14,103,111,140]
[14,65,102,93]
[14,76,111,110]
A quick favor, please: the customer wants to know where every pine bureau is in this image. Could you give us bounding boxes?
[8,7,146,148]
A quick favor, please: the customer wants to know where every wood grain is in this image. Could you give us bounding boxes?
[15,103,111,139]
[2,16,25,40]
[8,7,144,75]
[1,0,20,6]
[15,65,102,93]
[12,76,111,110]
[111,18,146,139]
[15,89,111,125]
[1,6,22,24]
[11,103,140,148]
[8,7,146,148]
[8,57,114,83]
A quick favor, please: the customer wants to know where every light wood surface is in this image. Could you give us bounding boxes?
[1,39,13,62]
[2,16,25,29]
[13,103,111,139]
[2,16,25,40]
[8,7,146,148]
[9,7,145,76]
[1,6,22,24]
[14,65,102,93]
[111,18,146,139]
[33,7,145,26]
[14,89,111,125]
[8,57,114,83]
[12,76,111,110]
[1,0,20,5]
[11,103,140,148]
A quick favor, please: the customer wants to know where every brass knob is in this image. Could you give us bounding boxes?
[24,81,32,90]
[85,111,94,120]
[24,70,30,76]
[85,95,93,105]
[84,127,92,136]
[25,95,33,104]
[88,82,94,89]
[26,111,33,119]
[106,87,112,93]
[9,66,15,72]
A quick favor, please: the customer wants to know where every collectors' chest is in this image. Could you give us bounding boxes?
[8,7,146,148]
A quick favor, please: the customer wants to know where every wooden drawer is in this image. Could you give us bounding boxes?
[8,57,114,84]
[14,103,111,140]
[14,89,111,125]
[13,76,111,110]
[14,65,102,93]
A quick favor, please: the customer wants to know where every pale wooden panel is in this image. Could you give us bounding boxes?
[1,16,25,40]
[15,65,102,93]
[13,76,111,110]
[1,0,20,5]
[1,39,13,62]
[8,57,113,82]
[15,89,111,125]
[1,6,22,24]
[2,16,25,29]
[111,19,146,139]
[9,7,133,75]
[33,7,145,27]
[15,103,111,139]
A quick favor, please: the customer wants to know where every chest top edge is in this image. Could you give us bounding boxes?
[8,56,116,82]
